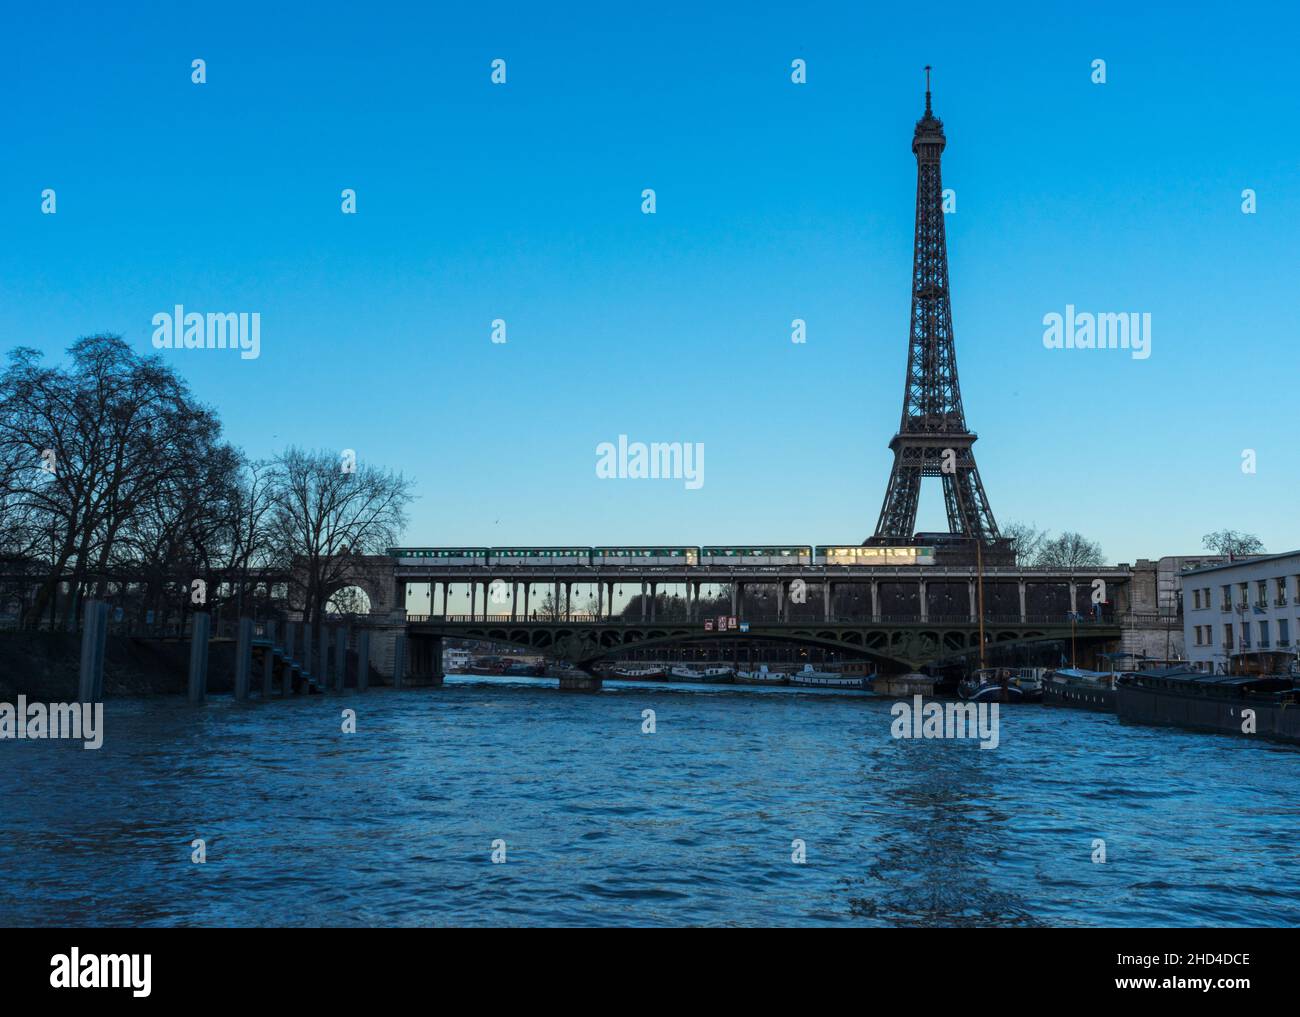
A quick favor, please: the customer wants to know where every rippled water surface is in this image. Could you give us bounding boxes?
[4,678,1299,926]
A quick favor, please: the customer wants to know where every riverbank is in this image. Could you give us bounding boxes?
[0,633,237,701]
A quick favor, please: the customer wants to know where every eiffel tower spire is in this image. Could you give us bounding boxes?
[871,72,1000,544]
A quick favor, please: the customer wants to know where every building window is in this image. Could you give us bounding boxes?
[1278,577,1289,606]
[1240,622,1250,648]
[1259,620,1270,648]
[1193,589,1201,610]
[1222,585,1232,611]
[1224,624,1234,648]
[1279,618,1291,647]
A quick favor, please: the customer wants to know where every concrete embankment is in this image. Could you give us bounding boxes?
[0,632,237,700]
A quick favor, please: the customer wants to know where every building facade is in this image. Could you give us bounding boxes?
[1181,551,1300,671]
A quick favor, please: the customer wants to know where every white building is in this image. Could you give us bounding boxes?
[1181,551,1300,672]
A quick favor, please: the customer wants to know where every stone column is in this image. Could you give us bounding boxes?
[334,627,346,691]
[392,632,406,688]
[919,579,928,621]
[823,581,832,623]
[1018,580,1028,622]
[776,581,785,622]
[967,579,976,621]
[871,580,880,619]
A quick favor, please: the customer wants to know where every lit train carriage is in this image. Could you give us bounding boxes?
[388,547,490,565]
[488,547,594,567]
[814,545,937,566]
[592,547,701,566]
[699,546,812,566]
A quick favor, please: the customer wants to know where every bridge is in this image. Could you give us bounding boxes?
[406,612,1119,677]
[383,560,1134,688]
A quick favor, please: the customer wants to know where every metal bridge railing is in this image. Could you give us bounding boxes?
[404,613,1119,627]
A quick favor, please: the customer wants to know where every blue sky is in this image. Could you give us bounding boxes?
[3,1,1297,564]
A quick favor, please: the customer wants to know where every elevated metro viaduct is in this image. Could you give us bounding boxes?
[330,556,1136,689]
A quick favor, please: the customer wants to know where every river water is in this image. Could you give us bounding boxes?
[3,678,1298,927]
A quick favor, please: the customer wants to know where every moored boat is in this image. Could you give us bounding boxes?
[610,665,667,680]
[788,664,865,689]
[958,667,1026,703]
[1043,668,1116,712]
[468,656,511,675]
[668,665,734,683]
[1115,665,1300,745]
[734,665,787,685]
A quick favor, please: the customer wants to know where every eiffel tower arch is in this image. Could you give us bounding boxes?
[869,71,1009,563]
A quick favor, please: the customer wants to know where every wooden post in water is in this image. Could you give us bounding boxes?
[335,627,347,691]
[319,625,330,690]
[234,617,253,701]
[392,632,406,689]
[188,612,211,703]
[282,622,297,695]
[262,620,276,698]
[77,599,107,703]
[302,622,313,686]
[356,630,370,691]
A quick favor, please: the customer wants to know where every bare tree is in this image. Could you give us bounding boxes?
[268,447,414,628]
[1202,529,1265,559]
[1033,532,1106,569]
[1002,521,1048,567]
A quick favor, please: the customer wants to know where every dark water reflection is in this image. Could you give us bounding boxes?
[3,677,1298,926]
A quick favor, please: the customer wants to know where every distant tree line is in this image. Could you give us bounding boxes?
[0,335,414,631]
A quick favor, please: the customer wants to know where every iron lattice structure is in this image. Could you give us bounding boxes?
[872,76,1000,544]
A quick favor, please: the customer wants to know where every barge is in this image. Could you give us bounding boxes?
[1115,665,1300,745]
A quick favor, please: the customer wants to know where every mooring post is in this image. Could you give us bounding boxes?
[188,612,211,703]
[262,620,276,698]
[356,630,370,691]
[302,622,313,685]
[234,617,253,701]
[392,632,406,689]
[335,627,347,691]
[319,625,330,690]
[91,601,109,700]
[77,599,105,703]
[283,621,297,695]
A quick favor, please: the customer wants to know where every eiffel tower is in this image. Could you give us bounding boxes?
[869,70,1002,554]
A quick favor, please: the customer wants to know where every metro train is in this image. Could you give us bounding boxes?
[387,545,937,567]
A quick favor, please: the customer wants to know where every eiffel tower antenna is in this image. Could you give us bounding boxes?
[869,74,1001,546]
